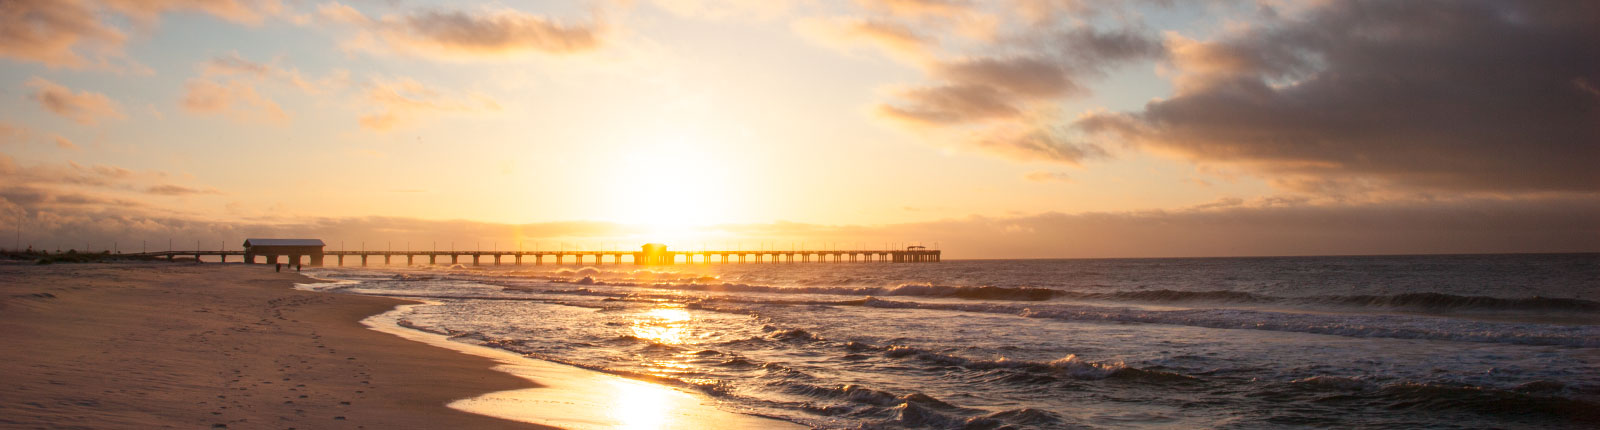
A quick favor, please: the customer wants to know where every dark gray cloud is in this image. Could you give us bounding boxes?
[879,83,1023,124]
[875,26,1161,164]
[1047,26,1164,70]
[807,1,1169,165]
[937,56,1082,98]
[1078,0,1600,194]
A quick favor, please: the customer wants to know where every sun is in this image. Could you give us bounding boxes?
[602,136,739,235]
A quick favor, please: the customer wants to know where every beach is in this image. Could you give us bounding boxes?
[0,262,546,429]
[0,263,801,429]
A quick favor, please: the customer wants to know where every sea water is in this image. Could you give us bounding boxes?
[302,253,1600,429]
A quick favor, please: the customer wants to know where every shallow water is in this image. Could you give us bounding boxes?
[305,253,1600,429]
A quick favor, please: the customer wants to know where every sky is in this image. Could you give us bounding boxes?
[0,0,1595,258]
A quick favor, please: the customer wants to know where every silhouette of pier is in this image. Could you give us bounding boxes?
[123,242,941,266]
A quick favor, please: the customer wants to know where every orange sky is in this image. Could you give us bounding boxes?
[1,0,1596,258]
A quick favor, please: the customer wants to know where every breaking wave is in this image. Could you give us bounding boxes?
[536,274,1600,315]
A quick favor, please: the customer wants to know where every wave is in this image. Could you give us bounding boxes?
[740,323,1200,385]
[569,281,1061,301]
[414,266,1600,316]
[1065,289,1600,313]
[533,273,1600,314]
[1316,292,1600,312]
[657,292,1600,347]
[777,382,1071,429]
[392,318,1073,429]
[1283,378,1600,424]
[394,282,1600,348]
[881,345,1195,383]
[866,297,1600,347]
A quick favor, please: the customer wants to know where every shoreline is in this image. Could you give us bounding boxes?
[299,268,807,428]
[0,262,804,429]
[359,302,807,429]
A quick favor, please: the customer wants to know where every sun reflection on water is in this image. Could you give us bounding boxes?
[631,306,693,345]
[606,378,675,430]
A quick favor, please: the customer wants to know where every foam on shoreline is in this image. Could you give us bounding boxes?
[360,303,806,430]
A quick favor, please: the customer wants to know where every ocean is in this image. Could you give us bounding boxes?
[302,253,1600,429]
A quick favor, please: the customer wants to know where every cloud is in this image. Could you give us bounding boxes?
[177,52,349,124]
[200,52,349,95]
[0,0,288,68]
[648,0,792,20]
[823,0,1163,167]
[0,156,219,225]
[1188,196,1244,210]
[793,17,936,65]
[938,56,1084,98]
[853,0,997,40]
[908,196,1600,258]
[180,78,288,124]
[857,0,973,18]
[789,0,1173,166]
[358,77,501,131]
[0,0,125,67]
[324,3,605,60]
[1,195,1595,259]
[1077,0,1600,194]
[26,77,125,125]
[0,122,27,145]
[202,53,270,77]
[315,2,367,25]
[98,0,287,26]
[51,135,79,151]
[879,83,1021,124]
[0,185,143,209]
[872,32,1156,165]
[1023,170,1072,183]
[145,184,220,196]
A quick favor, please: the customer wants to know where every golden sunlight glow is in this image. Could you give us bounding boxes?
[630,306,693,345]
[602,134,739,235]
[605,378,675,430]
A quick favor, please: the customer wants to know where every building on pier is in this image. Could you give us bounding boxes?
[242,238,325,266]
[636,243,671,265]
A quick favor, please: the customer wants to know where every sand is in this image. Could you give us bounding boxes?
[0,262,806,430]
[0,262,545,429]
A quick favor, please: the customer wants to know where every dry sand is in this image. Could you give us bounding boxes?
[0,263,547,429]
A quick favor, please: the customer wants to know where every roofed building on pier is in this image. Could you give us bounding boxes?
[242,238,326,266]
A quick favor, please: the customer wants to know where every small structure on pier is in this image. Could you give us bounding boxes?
[636,243,671,265]
[243,238,325,266]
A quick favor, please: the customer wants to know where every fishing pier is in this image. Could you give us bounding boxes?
[125,241,941,266]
